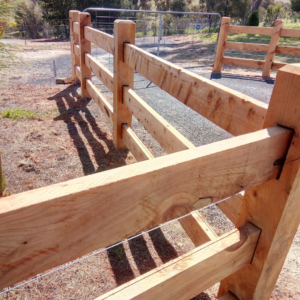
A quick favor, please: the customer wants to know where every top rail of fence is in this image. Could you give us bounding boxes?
[82,7,222,18]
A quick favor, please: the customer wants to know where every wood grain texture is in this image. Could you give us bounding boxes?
[217,193,243,224]
[213,17,231,72]
[86,79,114,126]
[79,12,92,98]
[85,53,113,92]
[225,42,268,52]
[74,44,80,58]
[84,26,114,55]
[73,21,79,35]
[75,65,81,79]
[179,211,217,247]
[281,28,300,38]
[223,57,286,72]
[0,126,292,289]
[219,65,300,300]
[276,45,300,56]
[263,20,283,77]
[122,124,154,161]
[124,43,267,137]
[228,25,273,35]
[69,10,80,82]
[271,62,286,70]
[124,87,195,153]
[96,223,260,300]
[113,20,135,149]
[222,57,265,69]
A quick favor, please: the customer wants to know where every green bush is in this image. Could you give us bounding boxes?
[263,4,286,27]
[247,10,259,26]
[291,0,300,13]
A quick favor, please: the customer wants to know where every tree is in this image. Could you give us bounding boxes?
[39,0,126,21]
[263,3,286,27]
[0,0,22,71]
[15,0,45,39]
[199,0,251,24]
[291,0,300,12]
[245,0,274,24]
[154,0,171,11]
[246,0,263,22]
[170,0,186,12]
[131,0,151,9]
[246,10,259,25]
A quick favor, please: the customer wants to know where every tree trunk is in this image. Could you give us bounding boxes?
[245,0,263,24]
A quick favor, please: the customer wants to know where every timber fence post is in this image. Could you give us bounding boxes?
[218,64,300,299]
[69,10,79,82]
[113,20,136,149]
[262,19,283,77]
[79,12,92,98]
[212,17,231,73]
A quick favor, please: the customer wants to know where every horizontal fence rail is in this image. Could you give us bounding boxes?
[124,87,195,153]
[213,17,300,77]
[84,26,114,55]
[97,223,260,300]
[124,43,268,136]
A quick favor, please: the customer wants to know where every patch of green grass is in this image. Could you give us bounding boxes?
[136,30,157,37]
[200,31,300,46]
[114,245,124,261]
[283,22,300,30]
[199,33,218,43]
[1,108,36,120]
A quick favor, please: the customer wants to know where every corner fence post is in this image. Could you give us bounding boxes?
[113,20,136,149]
[218,65,300,299]
[262,19,283,78]
[79,12,92,98]
[212,17,230,73]
[69,10,80,82]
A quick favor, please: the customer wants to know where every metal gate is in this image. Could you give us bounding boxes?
[83,8,221,72]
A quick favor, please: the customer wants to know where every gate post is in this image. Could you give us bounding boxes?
[79,12,92,98]
[262,19,283,78]
[69,10,80,82]
[218,65,300,299]
[113,20,136,149]
[212,17,231,73]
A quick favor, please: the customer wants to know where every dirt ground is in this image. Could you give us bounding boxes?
[0,38,299,299]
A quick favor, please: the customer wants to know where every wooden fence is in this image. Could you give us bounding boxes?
[213,17,300,77]
[1,10,300,300]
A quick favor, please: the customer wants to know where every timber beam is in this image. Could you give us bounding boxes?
[96,223,260,300]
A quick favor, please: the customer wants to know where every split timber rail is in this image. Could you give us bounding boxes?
[1,10,300,300]
[213,17,300,77]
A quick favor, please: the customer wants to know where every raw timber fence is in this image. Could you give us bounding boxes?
[213,17,300,77]
[1,9,300,300]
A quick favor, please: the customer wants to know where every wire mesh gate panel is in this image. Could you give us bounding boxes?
[85,8,221,71]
